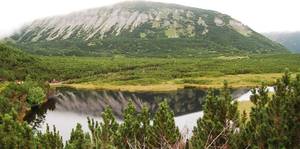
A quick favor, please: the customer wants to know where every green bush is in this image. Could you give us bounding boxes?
[27,87,45,105]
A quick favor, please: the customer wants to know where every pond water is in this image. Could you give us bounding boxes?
[24,87,249,141]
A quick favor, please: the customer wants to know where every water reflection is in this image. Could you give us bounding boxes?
[25,87,248,128]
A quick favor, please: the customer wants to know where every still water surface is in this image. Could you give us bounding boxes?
[24,87,249,141]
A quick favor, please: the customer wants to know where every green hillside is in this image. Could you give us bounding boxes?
[0,44,53,80]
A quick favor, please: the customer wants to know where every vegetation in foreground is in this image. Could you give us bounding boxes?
[0,82,9,92]
[0,79,47,121]
[0,71,299,148]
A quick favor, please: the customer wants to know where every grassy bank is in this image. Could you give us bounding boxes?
[51,73,292,92]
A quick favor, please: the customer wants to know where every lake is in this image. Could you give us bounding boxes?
[24,87,249,141]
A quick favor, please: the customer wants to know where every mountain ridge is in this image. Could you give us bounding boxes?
[9,1,287,57]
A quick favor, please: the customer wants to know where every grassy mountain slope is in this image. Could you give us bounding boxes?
[9,1,287,57]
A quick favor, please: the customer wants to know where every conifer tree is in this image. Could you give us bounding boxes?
[0,111,35,149]
[137,105,152,148]
[231,110,249,149]
[87,117,99,147]
[266,71,299,148]
[36,124,63,149]
[117,101,140,148]
[243,85,270,148]
[88,107,118,148]
[65,123,92,149]
[151,100,181,148]
[292,74,300,146]
[240,70,300,148]
[190,82,239,148]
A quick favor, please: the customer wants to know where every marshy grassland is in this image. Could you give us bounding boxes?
[45,54,300,91]
[2,44,300,92]
[54,73,288,92]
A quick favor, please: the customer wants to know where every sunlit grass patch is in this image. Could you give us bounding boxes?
[0,82,9,93]
[56,73,287,92]
[238,101,254,117]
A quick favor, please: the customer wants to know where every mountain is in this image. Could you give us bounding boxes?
[9,1,287,57]
[264,32,300,53]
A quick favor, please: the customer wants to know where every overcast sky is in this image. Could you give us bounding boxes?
[0,0,299,37]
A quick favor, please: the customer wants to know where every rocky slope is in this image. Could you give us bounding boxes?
[9,1,287,57]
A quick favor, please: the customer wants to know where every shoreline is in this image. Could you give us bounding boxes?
[50,82,267,92]
[50,73,286,92]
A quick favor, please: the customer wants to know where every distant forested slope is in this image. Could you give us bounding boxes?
[264,31,300,53]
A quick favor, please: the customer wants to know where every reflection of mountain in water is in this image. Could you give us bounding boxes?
[52,87,208,118]
[24,87,249,128]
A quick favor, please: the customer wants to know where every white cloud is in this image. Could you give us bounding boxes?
[0,0,299,38]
